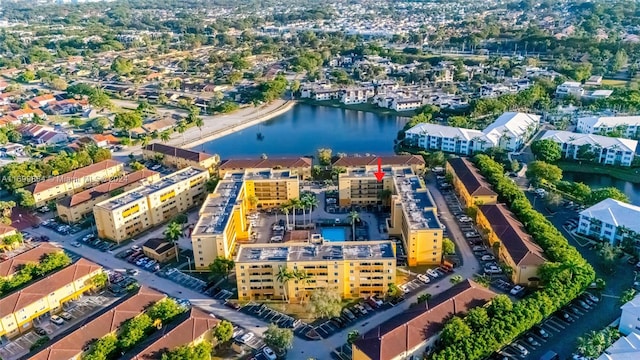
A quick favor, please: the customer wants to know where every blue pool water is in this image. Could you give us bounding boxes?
[321,227,348,241]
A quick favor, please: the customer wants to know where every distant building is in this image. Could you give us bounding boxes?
[142,237,177,263]
[555,81,584,98]
[218,157,312,180]
[142,143,220,173]
[577,198,640,245]
[340,87,375,105]
[577,115,640,139]
[445,158,498,208]
[619,293,640,336]
[539,130,637,167]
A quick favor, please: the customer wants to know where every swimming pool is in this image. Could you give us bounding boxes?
[321,227,348,241]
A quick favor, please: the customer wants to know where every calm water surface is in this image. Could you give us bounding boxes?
[563,171,640,206]
[198,104,408,157]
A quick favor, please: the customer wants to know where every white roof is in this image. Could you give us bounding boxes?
[621,293,640,315]
[558,81,582,88]
[580,198,640,234]
[405,123,493,143]
[597,332,640,360]
[540,130,638,153]
[482,112,540,141]
[578,115,640,129]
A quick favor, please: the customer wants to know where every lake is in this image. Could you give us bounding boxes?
[198,103,409,157]
[562,171,640,206]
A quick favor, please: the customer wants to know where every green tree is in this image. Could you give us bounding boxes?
[130,161,146,171]
[148,298,184,322]
[160,130,171,143]
[531,139,562,163]
[114,111,143,141]
[586,187,629,205]
[621,288,637,304]
[348,211,360,241]
[15,189,35,208]
[264,324,294,352]
[213,320,234,343]
[440,316,472,344]
[163,221,183,262]
[442,238,456,255]
[347,330,360,344]
[447,116,469,128]
[209,257,235,280]
[118,314,153,350]
[90,272,109,289]
[525,161,562,185]
[307,288,342,318]
[111,56,134,75]
[317,148,332,165]
[161,342,212,360]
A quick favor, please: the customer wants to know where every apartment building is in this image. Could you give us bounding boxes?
[0,258,103,339]
[332,155,426,175]
[619,293,640,336]
[142,143,220,173]
[555,81,585,98]
[28,160,124,207]
[235,241,396,302]
[340,87,375,105]
[476,204,547,285]
[577,198,640,245]
[218,157,312,180]
[446,158,498,208]
[94,167,209,243]
[56,169,160,223]
[0,225,18,250]
[405,112,539,154]
[337,166,397,207]
[0,243,60,278]
[540,130,637,167]
[352,280,496,360]
[191,169,299,269]
[388,174,443,266]
[31,287,166,360]
[577,115,640,139]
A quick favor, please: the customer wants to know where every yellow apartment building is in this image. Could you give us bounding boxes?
[476,204,547,285]
[333,155,426,176]
[446,157,498,208]
[337,166,412,207]
[0,258,103,339]
[56,169,160,223]
[191,169,299,270]
[388,174,444,266]
[27,160,124,208]
[0,224,18,251]
[94,167,209,243]
[235,241,396,302]
[0,243,60,278]
[142,143,220,173]
[217,157,313,180]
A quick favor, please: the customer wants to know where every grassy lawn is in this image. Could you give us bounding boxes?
[556,161,640,183]
[299,98,417,116]
[601,79,629,87]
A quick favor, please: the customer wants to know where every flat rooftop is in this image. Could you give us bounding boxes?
[243,169,292,180]
[192,179,244,236]
[236,241,395,263]
[394,175,441,230]
[343,166,414,178]
[96,167,206,211]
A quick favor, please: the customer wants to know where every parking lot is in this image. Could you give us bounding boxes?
[0,295,114,360]
[240,302,313,338]
[159,268,207,293]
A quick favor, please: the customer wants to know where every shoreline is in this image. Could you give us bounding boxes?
[557,161,640,184]
[181,100,298,149]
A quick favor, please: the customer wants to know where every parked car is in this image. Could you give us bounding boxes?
[484,266,502,274]
[72,242,82,247]
[342,308,356,321]
[458,216,473,223]
[525,336,541,347]
[398,284,410,293]
[417,274,430,284]
[59,312,72,321]
[512,343,529,356]
[34,327,47,336]
[426,269,439,278]
[131,245,141,252]
[472,245,485,252]
[263,347,277,360]
[239,332,255,344]
[583,292,599,303]
[481,254,495,261]
[577,300,591,310]
[533,326,550,338]
[510,285,525,296]
[558,311,574,323]
[465,232,479,238]
[50,315,64,325]
[126,268,139,276]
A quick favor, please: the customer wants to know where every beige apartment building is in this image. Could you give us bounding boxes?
[388,173,444,266]
[28,160,124,207]
[191,169,300,270]
[332,155,426,175]
[235,241,396,302]
[217,157,313,180]
[142,143,220,173]
[56,169,160,223]
[337,166,397,207]
[94,167,209,243]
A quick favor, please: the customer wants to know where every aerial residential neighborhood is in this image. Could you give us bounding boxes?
[2,0,640,360]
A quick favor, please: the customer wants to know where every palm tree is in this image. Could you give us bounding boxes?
[348,211,360,241]
[377,189,392,207]
[247,195,259,209]
[281,203,291,229]
[275,266,294,302]
[289,198,301,229]
[160,130,171,143]
[176,121,187,144]
[140,135,151,148]
[163,221,183,262]
[195,116,204,139]
[300,194,311,225]
[293,269,312,303]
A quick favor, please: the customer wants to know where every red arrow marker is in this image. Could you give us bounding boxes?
[374,158,385,182]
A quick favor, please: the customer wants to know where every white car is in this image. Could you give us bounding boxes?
[417,274,430,284]
[398,284,410,294]
[240,332,254,344]
[513,343,529,356]
[131,245,141,252]
[426,269,439,278]
[484,266,502,274]
[458,216,473,223]
[481,254,495,261]
[263,346,277,360]
[50,315,64,325]
[510,285,525,295]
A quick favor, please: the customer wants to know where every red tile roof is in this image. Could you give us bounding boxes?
[30,287,165,360]
[332,155,425,167]
[0,224,17,237]
[0,258,102,318]
[352,280,496,360]
[219,157,312,170]
[447,158,498,197]
[27,159,123,195]
[143,143,214,163]
[0,243,60,278]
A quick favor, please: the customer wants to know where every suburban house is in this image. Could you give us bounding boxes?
[26,94,56,109]
[142,237,177,263]
[340,87,375,105]
[445,158,498,208]
[555,81,584,98]
[142,143,220,173]
[0,259,103,339]
[351,280,496,360]
[539,130,637,167]
[577,115,640,139]
[405,112,539,154]
[27,159,124,207]
[476,204,547,285]
[577,198,640,245]
[217,157,313,180]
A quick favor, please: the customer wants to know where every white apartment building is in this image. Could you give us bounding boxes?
[620,293,640,336]
[405,112,540,154]
[577,115,640,139]
[555,81,584,98]
[540,130,637,166]
[340,87,375,104]
[577,198,640,245]
[392,98,423,112]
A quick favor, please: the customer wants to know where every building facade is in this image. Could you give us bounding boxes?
[577,115,640,138]
[217,157,312,180]
[577,198,640,245]
[142,143,220,173]
[540,130,637,167]
[94,167,209,243]
[235,241,396,302]
[446,158,498,208]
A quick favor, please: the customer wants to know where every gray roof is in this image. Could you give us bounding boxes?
[540,130,638,153]
[236,241,395,263]
[580,198,640,234]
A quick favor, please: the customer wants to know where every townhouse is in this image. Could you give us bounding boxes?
[30,287,166,360]
[352,280,496,360]
[540,130,637,167]
[27,159,124,208]
[0,243,60,278]
[446,158,498,208]
[56,169,160,223]
[476,204,547,285]
[577,115,640,139]
[191,169,299,269]
[217,157,312,180]
[0,258,103,339]
[555,81,584,98]
[405,112,540,154]
[577,198,640,245]
[340,87,375,105]
[388,174,444,266]
[26,94,56,109]
[94,167,209,243]
[235,241,396,302]
[142,143,220,173]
